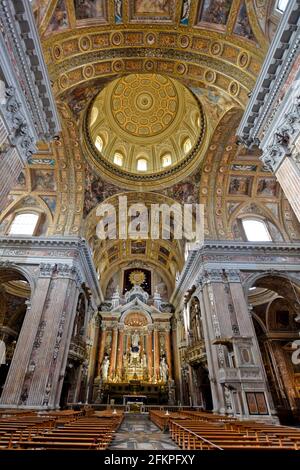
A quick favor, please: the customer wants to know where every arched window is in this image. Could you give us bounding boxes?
[183,137,192,154]
[161,154,172,168]
[242,219,272,242]
[113,152,123,167]
[277,0,288,12]
[9,213,39,236]
[95,135,104,152]
[137,158,148,171]
[90,106,99,126]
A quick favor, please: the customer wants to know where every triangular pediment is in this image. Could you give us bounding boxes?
[111,297,161,316]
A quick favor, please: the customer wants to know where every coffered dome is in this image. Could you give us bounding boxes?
[85,73,206,189]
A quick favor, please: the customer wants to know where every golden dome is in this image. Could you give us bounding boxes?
[110,74,179,138]
[85,73,206,189]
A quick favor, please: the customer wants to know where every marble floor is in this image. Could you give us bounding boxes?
[109,414,179,450]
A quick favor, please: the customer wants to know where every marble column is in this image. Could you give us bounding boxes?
[225,269,277,415]
[0,263,83,409]
[0,147,23,212]
[199,276,226,414]
[87,316,100,386]
[165,327,172,379]
[97,326,107,377]
[147,327,153,381]
[109,326,118,379]
[116,327,124,378]
[154,327,160,382]
[171,316,180,399]
[276,157,300,222]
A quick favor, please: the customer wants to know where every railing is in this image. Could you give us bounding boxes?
[185,342,206,364]
[66,403,207,413]
[170,421,223,450]
[145,405,206,412]
[68,338,87,361]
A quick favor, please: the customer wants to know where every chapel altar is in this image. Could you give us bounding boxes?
[92,284,174,404]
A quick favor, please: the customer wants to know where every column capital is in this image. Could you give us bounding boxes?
[55,263,83,285]
[199,269,223,285]
[260,94,300,172]
[39,263,56,278]
[261,140,288,172]
[225,269,241,283]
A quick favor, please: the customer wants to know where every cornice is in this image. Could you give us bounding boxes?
[0,235,103,303]
[237,0,300,146]
[0,0,60,139]
[171,241,300,306]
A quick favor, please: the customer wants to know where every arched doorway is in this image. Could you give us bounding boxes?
[0,267,32,399]
[249,275,300,423]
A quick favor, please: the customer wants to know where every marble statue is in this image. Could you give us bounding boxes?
[141,353,147,368]
[129,330,141,364]
[101,356,110,382]
[131,330,139,349]
[159,357,169,382]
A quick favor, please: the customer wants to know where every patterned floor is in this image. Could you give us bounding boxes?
[109,414,179,450]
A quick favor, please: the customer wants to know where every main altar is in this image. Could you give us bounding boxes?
[92,282,175,405]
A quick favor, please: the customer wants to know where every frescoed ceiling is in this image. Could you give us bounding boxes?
[3,0,296,296]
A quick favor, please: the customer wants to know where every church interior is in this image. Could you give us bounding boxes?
[0,0,300,452]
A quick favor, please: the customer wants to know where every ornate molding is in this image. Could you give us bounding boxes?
[225,269,241,283]
[261,94,300,171]
[0,0,60,140]
[237,0,300,147]
[0,236,103,303]
[171,241,300,307]
[39,263,56,278]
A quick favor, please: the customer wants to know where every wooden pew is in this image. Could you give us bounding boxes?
[0,411,124,450]
[168,411,300,450]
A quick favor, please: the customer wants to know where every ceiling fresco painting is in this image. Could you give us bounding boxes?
[233,1,256,41]
[2,0,298,295]
[45,0,69,34]
[74,0,108,22]
[197,0,233,27]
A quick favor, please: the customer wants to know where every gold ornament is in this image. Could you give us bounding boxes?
[129,270,146,286]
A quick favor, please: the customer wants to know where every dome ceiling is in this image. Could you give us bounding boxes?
[16,0,285,294]
[87,73,205,182]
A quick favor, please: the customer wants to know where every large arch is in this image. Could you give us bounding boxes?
[248,273,300,423]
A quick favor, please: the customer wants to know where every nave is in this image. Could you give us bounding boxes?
[108,414,178,450]
[1,407,300,451]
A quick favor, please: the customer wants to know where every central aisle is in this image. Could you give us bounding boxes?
[109,414,179,450]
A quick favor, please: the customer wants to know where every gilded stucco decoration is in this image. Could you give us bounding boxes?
[84,191,185,293]
[199,108,300,241]
[86,73,205,183]
[4,0,290,286]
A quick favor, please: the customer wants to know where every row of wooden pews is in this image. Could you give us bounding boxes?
[0,409,123,450]
[150,410,300,450]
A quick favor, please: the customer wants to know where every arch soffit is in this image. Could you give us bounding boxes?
[0,265,36,294]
